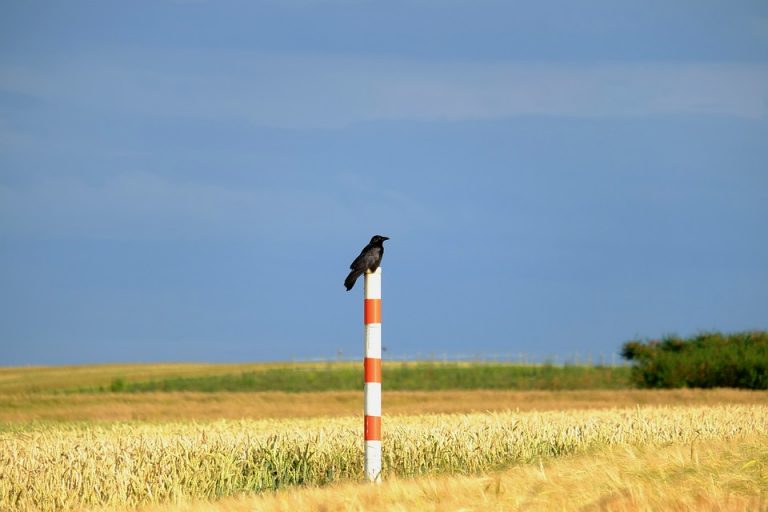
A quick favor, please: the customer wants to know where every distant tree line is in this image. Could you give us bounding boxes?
[621,331,768,389]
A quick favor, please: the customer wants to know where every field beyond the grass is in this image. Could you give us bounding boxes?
[2,388,767,422]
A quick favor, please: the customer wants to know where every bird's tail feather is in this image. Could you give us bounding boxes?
[344,269,363,291]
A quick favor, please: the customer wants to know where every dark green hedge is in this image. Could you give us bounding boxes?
[621,331,768,389]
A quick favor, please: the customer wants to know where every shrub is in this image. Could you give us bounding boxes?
[621,331,768,389]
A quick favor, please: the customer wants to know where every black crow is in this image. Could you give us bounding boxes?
[344,235,389,291]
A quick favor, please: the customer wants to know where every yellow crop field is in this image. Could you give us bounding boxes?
[3,388,767,422]
[2,405,767,511]
[132,434,768,512]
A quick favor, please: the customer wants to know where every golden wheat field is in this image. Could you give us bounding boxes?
[131,434,768,512]
[2,405,768,511]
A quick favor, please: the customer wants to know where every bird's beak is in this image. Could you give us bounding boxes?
[382,236,390,240]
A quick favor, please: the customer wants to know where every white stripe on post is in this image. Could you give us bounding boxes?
[364,382,382,416]
[364,440,381,481]
[363,267,382,483]
[364,324,382,359]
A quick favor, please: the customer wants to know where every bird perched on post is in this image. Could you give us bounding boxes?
[344,235,389,291]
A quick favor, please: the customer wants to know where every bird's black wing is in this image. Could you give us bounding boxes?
[349,243,375,271]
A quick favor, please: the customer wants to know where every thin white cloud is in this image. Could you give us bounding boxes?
[0,172,444,241]
[1,54,766,128]
[367,62,768,121]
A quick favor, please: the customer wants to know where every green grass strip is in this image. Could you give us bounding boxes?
[82,364,632,393]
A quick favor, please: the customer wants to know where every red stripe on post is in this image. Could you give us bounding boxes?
[364,357,382,383]
[365,415,381,441]
[364,299,381,324]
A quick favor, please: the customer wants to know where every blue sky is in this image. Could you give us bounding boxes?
[1,1,767,365]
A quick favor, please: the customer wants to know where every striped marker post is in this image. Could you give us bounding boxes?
[363,267,382,483]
